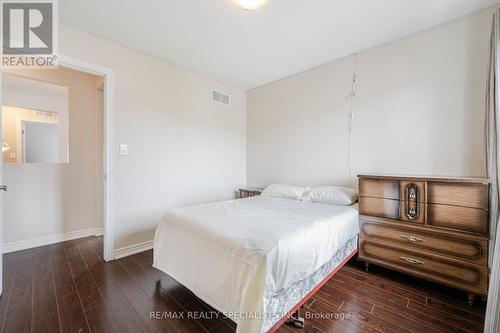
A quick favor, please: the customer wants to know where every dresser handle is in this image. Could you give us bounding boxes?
[400,256,424,265]
[401,235,424,243]
[405,184,420,220]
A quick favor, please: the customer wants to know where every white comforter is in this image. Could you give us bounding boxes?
[153,196,359,333]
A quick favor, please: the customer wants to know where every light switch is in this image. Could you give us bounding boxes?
[119,144,128,155]
[9,153,16,160]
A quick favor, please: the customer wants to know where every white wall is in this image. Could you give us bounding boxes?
[56,23,247,250]
[247,8,492,188]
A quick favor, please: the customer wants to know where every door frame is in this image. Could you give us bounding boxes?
[57,55,115,262]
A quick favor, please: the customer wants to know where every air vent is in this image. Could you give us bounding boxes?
[35,110,55,117]
[212,89,230,105]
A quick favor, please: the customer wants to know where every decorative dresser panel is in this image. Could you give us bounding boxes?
[358,174,490,304]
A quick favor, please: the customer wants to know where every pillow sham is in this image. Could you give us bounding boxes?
[261,184,310,201]
[305,186,358,205]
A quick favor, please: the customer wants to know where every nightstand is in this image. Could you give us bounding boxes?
[238,188,263,198]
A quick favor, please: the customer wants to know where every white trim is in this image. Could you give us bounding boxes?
[56,55,115,262]
[3,227,102,254]
[113,240,153,260]
[94,227,104,237]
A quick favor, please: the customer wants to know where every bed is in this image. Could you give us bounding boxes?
[153,194,359,333]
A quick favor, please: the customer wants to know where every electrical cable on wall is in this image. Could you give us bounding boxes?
[347,53,358,187]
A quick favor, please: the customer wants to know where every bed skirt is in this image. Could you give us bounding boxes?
[261,235,358,332]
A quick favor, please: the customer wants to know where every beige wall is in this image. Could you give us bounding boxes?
[1,22,247,252]
[56,23,247,250]
[2,67,102,245]
[247,8,491,188]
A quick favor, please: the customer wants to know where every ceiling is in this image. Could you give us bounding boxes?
[60,0,499,89]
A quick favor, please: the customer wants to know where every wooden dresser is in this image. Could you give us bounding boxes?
[358,174,490,305]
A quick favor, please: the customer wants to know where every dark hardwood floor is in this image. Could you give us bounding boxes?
[0,236,486,333]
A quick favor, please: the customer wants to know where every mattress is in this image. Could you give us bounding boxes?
[153,196,359,333]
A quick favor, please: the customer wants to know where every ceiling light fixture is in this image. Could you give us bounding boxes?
[239,0,266,10]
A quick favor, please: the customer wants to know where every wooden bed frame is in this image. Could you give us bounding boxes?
[267,248,358,332]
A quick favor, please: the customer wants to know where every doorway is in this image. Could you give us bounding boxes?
[22,120,59,163]
[1,56,115,262]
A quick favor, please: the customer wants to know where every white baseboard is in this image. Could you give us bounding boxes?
[114,240,153,260]
[94,227,104,236]
[3,227,103,254]
[4,227,152,260]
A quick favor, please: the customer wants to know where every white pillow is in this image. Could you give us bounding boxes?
[261,184,310,201]
[305,186,358,205]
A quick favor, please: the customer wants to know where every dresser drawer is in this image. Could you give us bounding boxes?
[427,204,488,235]
[359,178,399,200]
[359,197,400,220]
[359,237,488,295]
[360,218,488,266]
[427,182,488,209]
